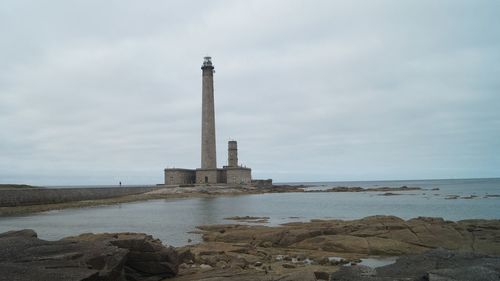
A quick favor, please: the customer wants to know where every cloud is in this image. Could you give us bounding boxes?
[0,0,499,185]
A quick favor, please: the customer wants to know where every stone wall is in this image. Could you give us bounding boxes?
[195,169,219,184]
[226,168,252,184]
[0,186,159,207]
[164,166,252,185]
[164,169,196,185]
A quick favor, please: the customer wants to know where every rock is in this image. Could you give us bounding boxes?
[314,271,330,280]
[180,216,500,280]
[378,192,401,196]
[427,266,500,281]
[254,261,263,266]
[199,264,212,270]
[279,271,317,281]
[199,250,225,255]
[330,265,376,280]
[330,249,500,281]
[282,263,296,268]
[232,256,250,269]
[318,257,330,265]
[296,254,306,261]
[319,186,421,193]
[199,254,220,267]
[224,216,270,221]
[0,230,127,281]
[73,232,179,279]
[198,215,500,256]
[177,247,195,264]
[261,241,273,247]
[216,260,228,268]
[0,229,179,281]
[0,229,37,239]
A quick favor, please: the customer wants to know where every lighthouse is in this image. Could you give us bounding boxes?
[200,56,217,170]
[164,57,255,186]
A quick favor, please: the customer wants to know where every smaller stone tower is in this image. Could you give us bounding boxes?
[228,141,238,167]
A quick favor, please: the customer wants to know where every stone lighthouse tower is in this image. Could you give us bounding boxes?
[194,56,220,184]
[164,56,258,186]
[201,56,217,170]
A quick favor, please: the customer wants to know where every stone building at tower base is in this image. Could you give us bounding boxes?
[164,165,252,185]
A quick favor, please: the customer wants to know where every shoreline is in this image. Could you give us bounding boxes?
[171,215,500,280]
[0,184,435,217]
[1,215,499,280]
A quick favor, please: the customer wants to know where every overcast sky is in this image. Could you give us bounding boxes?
[1,1,499,185]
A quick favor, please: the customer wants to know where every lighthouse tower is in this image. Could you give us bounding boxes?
[200,56,217,170]
[195,56,219,184]
[164,57,256,186]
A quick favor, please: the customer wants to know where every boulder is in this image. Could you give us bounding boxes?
[0,229,179,281]
[314,271,330,280]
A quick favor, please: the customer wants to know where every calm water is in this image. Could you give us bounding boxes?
[0,178,499,246]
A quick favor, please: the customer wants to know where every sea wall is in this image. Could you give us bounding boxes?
[0,186,159,207]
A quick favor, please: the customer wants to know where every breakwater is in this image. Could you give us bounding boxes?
[0,186,159,207]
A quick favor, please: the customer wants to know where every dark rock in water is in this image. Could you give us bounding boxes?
[0,229,179,281]
[330,248,500,281]
[378,192,401,196]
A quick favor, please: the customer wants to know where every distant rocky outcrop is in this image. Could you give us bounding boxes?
[0,230,179,281]
[306,185,422,193]
[224,216,270,223]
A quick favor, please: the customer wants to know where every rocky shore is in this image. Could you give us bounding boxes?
[173,215,500,280]
[0,229,178,281]
[2,215,499,280]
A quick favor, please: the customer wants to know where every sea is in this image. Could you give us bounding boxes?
[0,178,498,247]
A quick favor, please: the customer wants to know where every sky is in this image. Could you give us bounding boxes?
[1,1,499,185]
